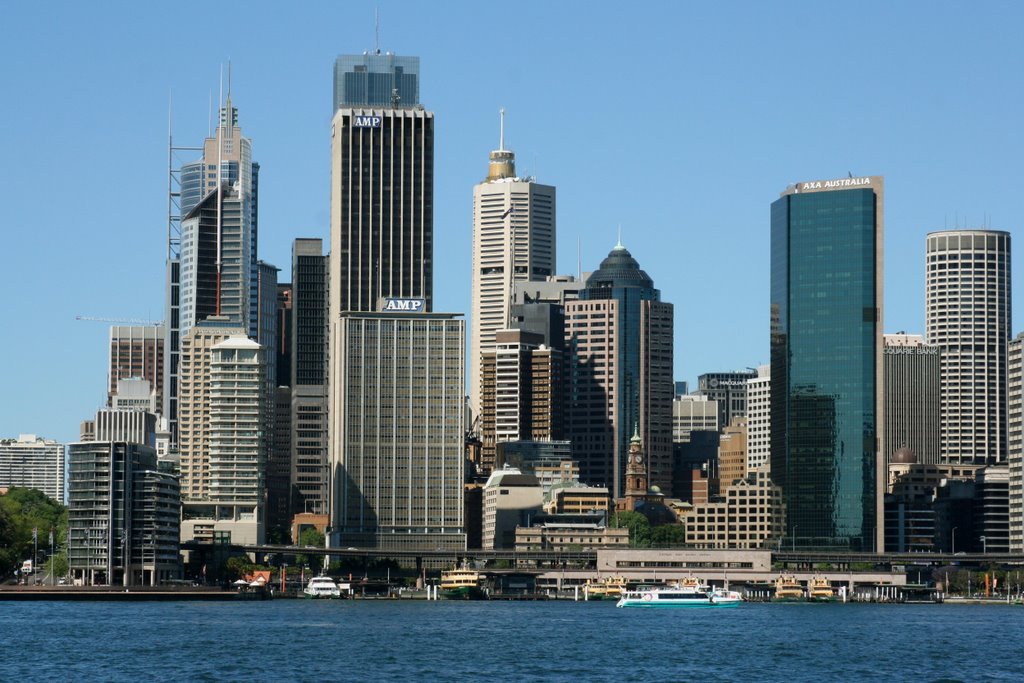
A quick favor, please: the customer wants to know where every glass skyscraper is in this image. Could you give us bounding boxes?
[770,176,884,551]
[333,53,420,112]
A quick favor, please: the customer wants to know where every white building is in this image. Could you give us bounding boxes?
[483,467,543,550]
[745,365,771,471]
[469,111,555,418]
[672,395,719,443]
[0,434,66,502]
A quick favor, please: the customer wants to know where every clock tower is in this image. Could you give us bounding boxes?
[620,424,648,510]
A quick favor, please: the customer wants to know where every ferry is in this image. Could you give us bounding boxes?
[773,574,805,602]
[304,576,342,599]
[616,578,742,608]
[583,576,628,600]
[807,576,835,602]
[440,567,486,600]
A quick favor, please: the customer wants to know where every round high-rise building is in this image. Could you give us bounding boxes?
[925,229,1012,465]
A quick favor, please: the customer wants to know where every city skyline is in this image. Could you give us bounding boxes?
[3,1,1023,443]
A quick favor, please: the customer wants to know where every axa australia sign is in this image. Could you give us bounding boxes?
[353,115,382,128]
[379,297,425,313]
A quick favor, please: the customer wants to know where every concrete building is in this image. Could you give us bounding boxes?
[469,111,556,418]
[178,323,266,544]
[685,470,785,550]
[108,326,164,414]
[1009,333,1024,551]
[110,378,159,413]
[479,329,564,473]
[94,409,157,447]
[546,485,611,515]
[67,441,180,586]
[926,229,1012,465]
[718,417,748,488]
[566,244,674,495]
[0,435,66,503]
[495,440,576,498]
[973,465,1008,554]
[515,521,628,551]
[745,365,770,472]
[770,176,884,551]
[884,333,940,466]
[330,310,465,551]
[483,467,543,549]
[672,395,719,442]
[696,370,758,428]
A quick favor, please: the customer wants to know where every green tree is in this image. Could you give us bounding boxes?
[47,551,69,579]
[225,556,254,581]
[0,488,66,579]
[649,524,686,547]
[611,511,652,547]
[298,527,325,548]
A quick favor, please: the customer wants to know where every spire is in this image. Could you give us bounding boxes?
[485,107,516,181]
[615,224,624,250]
[631,422,641,443]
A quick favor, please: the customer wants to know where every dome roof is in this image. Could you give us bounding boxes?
[586,244,654,289]
[891,447,917,464]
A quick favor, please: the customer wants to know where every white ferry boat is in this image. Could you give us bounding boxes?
[617,579,742,608]
[304,576,342,599]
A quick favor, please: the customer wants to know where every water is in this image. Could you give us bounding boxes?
[1,600,1020,681]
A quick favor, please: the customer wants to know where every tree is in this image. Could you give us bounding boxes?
[610,511,652,547]
[0,488,66,580]
[298,527,325,548]
[649,524,686,547]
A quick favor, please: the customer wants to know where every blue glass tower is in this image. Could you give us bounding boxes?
[770,177,884,551]
[333,52,420,112]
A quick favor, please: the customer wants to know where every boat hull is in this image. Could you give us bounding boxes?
[617,598,738,608]
[442,586,486,600]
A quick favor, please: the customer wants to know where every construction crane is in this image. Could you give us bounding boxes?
[75,315,164,326]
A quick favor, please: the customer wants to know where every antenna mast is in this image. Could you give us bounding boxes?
[375,8,380,54]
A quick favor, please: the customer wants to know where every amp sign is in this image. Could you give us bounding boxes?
[380,297,425,312]
[353,115,382,128]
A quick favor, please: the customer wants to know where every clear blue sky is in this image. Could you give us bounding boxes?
[1,1,1022,444]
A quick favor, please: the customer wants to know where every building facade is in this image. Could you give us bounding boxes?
[884,333,940,466]
[0,435,66,503]
[672,395,719,442]
[565,244,674,496]
[684,470,785,549]
[925,230,1011,465]
[469,113,556,417]
[696,370,758,428]
[482,468,543,550]
[745,365,771,472]
[68,441,180,586]
[108,326,164,414]
[329,310,465,551]
[770,176,884,551]
[1009,332,1024,552]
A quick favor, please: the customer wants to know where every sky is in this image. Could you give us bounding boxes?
[1,0,1022,444]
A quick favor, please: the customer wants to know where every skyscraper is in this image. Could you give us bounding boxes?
[167,85,260,446]
[330,308,466,551]
[0,434,66,502]
[333,52,420,112]
[291,238,329,516]
[329,52,432,315]
[883,333,940,466]
[925,229,1012,465]
[745,365,771,472]
[770,176,884,551]
[469,111,556,417]
[1007,332,1023,552]
[565,244,674,496]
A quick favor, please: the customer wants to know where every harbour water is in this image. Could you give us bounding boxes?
[2,600,1020,681]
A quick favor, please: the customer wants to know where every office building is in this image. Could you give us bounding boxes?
[479,329,564,473]
[291,238,329,516]
[685,470,785,550]
[718,417,748,488]
[108,326,164,414]
[546,485,611,515]
[329,55,432,315]
[94,409,157,447]
[926,229,1011,465]
[0,435,65,503]
[1009,333,1024,551]
[974,465,1009,554]
[565,244,674,495]
[110,378,159,413]
[745,365,771,472]
[178,322,266,544]
[884,333,940,466]
[333,52,420,113]
[515,520,628,551]
[672,395,719,442]
[482,467,543,549]
[275,284,293,388]
[67,441,180,586]
[469,111,556,417]
[329,309,465,551]
[770,176,884,551]
[696,370,758,428]
[168,87,260,447]
[496,440,577,498]
[257,261,279,390]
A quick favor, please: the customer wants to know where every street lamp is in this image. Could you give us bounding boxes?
[980,535,987,555]
[951,526,957,555]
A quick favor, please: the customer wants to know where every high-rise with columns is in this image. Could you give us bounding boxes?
[469,110,556,418]
[925,229,1011,465]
